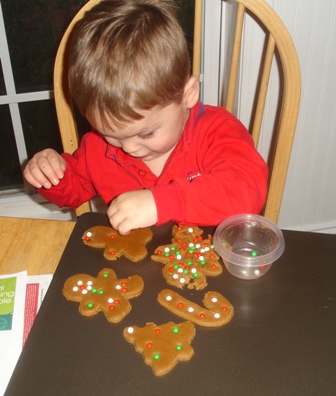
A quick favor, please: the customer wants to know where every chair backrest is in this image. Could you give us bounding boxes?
[194,0,301,224]
[54,0,101,216]
[54,0,301,223]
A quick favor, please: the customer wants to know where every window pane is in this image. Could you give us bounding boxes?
[0,105,24,191]
[20,100,63,158]
[2,0,87,93]
[0,60,6,95]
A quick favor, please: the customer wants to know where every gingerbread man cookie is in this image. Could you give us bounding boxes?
[82,226,153,262]
[62,268,144,323]
[123,321,195,376]
[151,225,222,290]
[158,289,234,327]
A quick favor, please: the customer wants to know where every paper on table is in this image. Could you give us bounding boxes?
[0,271,27,396]
[0,272,53,396]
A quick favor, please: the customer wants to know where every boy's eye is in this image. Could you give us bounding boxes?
[139,132,154,139]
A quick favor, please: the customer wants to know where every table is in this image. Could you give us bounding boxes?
[0,217,75,275]
[4,213,336,395]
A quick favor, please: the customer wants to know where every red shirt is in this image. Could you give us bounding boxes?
[39,102,268,226]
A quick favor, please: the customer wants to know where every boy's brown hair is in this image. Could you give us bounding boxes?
[69,0,191,126]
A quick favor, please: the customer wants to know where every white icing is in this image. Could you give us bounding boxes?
[205,247,210,251]
[164,247,170,252]
[212,297,218,303]
[176,254,182,260]
[73,286,78,292]
[180,278,185,283]
[214,313,220,319]
[200,249,205,253]
[86,232,92,237]
[116,285,121,290]
[173,274,179,279]
[108,298,114,303]
[191,268,197,273]
[82,289,87,294]
[77,280,83,285]
[87,281,93,285]
[199,256,205,261]
[188,307,194,313]
[87,286,92,291]
[178,268,183,273]
[188,228,193,233]
[166,295,172,301]
[196,244,201,249]
[127,327,134,334]
[189,243,194,247]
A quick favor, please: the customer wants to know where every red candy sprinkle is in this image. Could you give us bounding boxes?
[146,343,153,348]
[109,306,115,310]
[109,234,115,239]
[221,306,228,311]
[84,236,90,242]
[121,282,127,286]
[79,285,85,290]
[168,267,174,272]
[211,264,217,269]
[177,302,184,308]
[155,329,161,334]
[109,251,115,255]
[122,288,127,292]
[169,255,175,260]
[157,250,163,255]
[114,300,120,304]
[210,254,216,258]
[199,313,205,318]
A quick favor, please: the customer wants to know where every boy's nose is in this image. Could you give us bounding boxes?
[121,139,139,154]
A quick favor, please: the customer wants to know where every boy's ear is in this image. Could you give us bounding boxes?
[184,75,200,108]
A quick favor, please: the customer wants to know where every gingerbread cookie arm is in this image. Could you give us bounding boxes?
[158,289,234,327]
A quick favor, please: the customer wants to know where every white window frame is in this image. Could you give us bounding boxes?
[0,0,223,220]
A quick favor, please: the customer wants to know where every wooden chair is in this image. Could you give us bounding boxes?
[54,0,301,223]
[193,0,301,223]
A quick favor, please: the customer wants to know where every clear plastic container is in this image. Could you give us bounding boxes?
[213,214,285,280]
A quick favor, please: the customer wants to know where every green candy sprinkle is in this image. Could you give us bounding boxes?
[173,264,179,269]
[98,289,104,294]
[170,246,176,251]
[172,327,179,333]
[200,260,206,265]
[87,302,94,308]
[176,345,182,351]
[153,354,160,360]
[92,288,97,293]
[252,251,257,257]
[183,269,189,274]
[193,273,199,278]
[103,273,109,277]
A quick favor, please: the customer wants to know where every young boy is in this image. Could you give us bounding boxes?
[23,0,268,235]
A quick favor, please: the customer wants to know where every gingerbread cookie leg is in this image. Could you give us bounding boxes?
[123,321,195,376]
[158,289,234,327]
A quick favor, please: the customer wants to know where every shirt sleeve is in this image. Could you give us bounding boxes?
[37,134,97,209]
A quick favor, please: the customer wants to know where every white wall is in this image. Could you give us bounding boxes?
[221,0,336,233]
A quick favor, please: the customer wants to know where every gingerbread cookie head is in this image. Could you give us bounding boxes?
[82,226,153,261]
[123,321,195,376]
[151,225,222,290]
[62,268,144,323]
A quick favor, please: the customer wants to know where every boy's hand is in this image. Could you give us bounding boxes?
[107,190,158,235]
[23,149,67,189]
